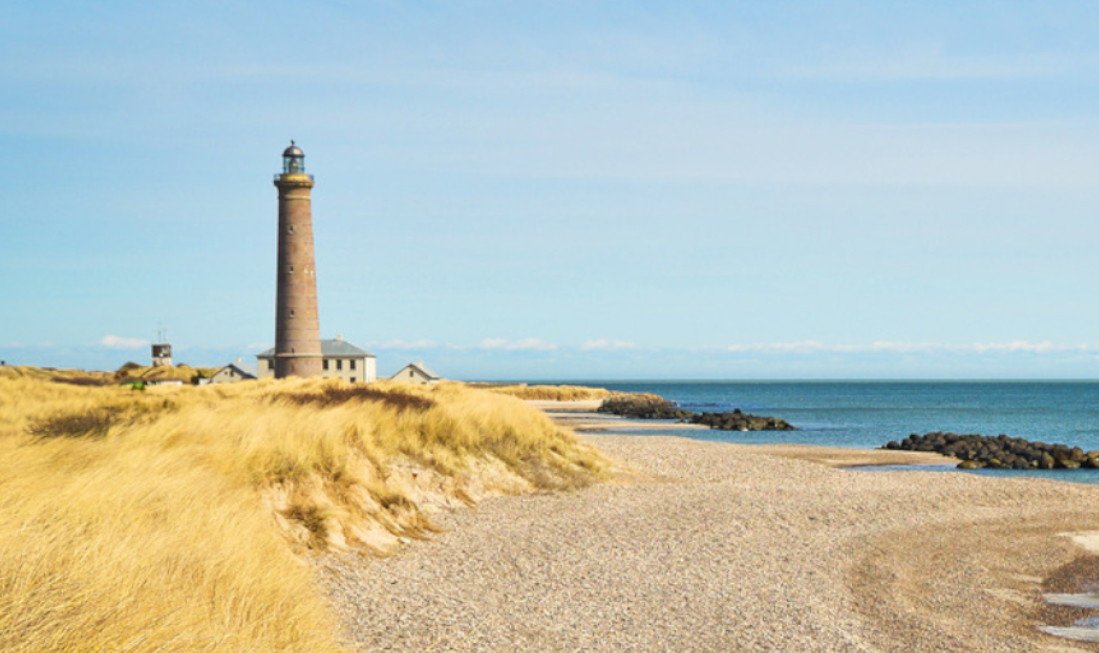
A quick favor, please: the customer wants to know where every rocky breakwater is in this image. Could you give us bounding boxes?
[597,395,795,431]
[689,409,795,431]
[883,432,1099,470]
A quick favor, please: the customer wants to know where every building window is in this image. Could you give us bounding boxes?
[323,359,329,371]
[350,377,356,383]
[267,360,273,370]
[350,360,357,370]
[336,359,343,371]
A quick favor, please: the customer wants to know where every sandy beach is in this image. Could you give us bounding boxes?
[322,411,1099,651]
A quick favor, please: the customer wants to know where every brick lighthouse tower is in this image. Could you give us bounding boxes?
[273,141,323,378]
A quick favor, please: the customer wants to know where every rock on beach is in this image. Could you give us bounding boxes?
[597,395,795,431]
[883,431,1099,470]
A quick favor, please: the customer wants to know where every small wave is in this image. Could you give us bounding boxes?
[1039,624,1099,642]
[1041,593,1099,642]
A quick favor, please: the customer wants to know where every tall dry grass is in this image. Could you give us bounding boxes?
[116,362,220,383]
[0,368,607,651]
[483,384,614,401]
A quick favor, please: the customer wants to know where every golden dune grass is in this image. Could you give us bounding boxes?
[484,384,614,401]
[0,368,607,651]
[123,363,221,382]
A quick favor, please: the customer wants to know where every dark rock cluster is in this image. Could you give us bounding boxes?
[688,410,794,431]
[882,432,1099,470]
[597,395,795,431]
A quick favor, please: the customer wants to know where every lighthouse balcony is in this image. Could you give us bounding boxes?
[274,173,315,184]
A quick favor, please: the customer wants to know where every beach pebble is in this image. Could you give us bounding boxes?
[320,434,1099,652]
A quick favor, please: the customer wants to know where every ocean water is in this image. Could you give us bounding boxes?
[560,381,1099,484]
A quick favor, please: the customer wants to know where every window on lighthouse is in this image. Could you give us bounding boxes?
[283,154,304,174]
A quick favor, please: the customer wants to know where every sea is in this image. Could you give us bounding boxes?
[556,381,1099,485]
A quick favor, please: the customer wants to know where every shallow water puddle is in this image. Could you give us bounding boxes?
[1041,593,1099,642]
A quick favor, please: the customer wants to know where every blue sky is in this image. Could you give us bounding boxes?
[3,1,1099,379]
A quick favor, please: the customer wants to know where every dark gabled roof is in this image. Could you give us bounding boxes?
[220,361,257,378]
[412,361,440,379]
[256,338,375,359]
[321,337,374,358]
[392,361,440,380]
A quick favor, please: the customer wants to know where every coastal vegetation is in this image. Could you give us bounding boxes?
[483,384,613,401]
[598,393,693,419]
[884,432,1099,470]
[0,367,606,651]
[11,362,220,387]
[114,361,220,384]
[598,394,795,431]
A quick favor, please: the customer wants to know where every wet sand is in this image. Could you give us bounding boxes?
[539,399,954,468]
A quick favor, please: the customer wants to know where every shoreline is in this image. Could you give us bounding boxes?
[324,429,1099,651]
[535,398,956,468]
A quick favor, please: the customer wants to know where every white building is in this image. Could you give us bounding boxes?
[256,336,377,383]
[146,378,184,387]
[209,360,258,384]
[389,361,441,385]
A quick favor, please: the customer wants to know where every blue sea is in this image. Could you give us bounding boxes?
[558,381,1099,484]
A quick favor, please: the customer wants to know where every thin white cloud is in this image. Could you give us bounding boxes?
[375,339,439,350]
[99,335,150,349]
[727,341,827,353]
[581,339,639,352]
[785,45,1087,82]
[868,341,941,353]
[479,337,557,351]
[726,340,1094,355]
[972,340,1055,353]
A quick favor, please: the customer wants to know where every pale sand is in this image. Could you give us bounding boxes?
[748,443,953,468]
[526,399,607,413]
[323,432,1099,651]
[547,410,712,432]
[1066,532,1099,556]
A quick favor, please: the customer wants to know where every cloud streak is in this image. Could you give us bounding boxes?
[785,48,1086,82]
[375,339,439,350]
[478,337,558,352]
[581,339,639,352]
[99,335,150,349]
[724,340,1089,355]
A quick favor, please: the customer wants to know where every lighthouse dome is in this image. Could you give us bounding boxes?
[283,141,304,157]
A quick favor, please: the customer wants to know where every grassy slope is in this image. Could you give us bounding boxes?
[0,368,607,651]
[118,363,222,382]
[483,384,614,401]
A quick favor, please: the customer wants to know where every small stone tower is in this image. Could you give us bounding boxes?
[151,343,172,367]
[273,141,323,378]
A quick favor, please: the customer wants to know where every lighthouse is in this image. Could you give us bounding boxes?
[273,141,323,378]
